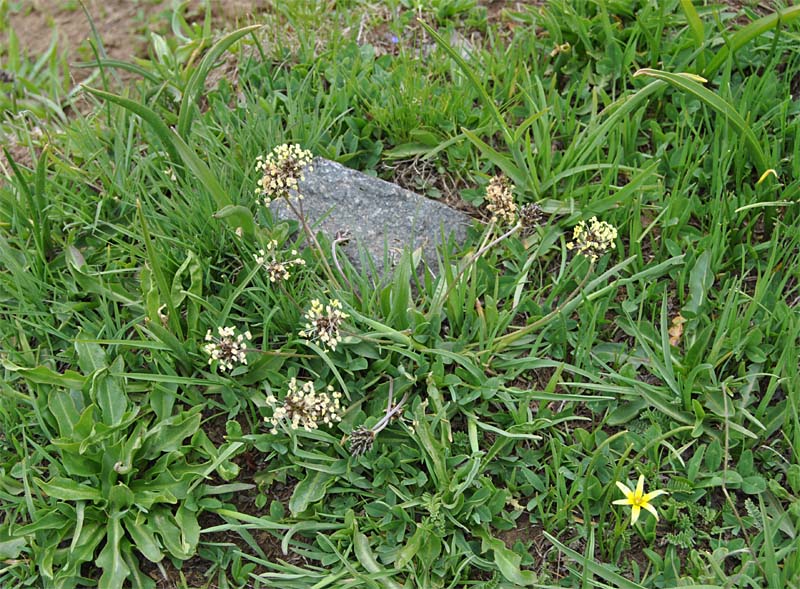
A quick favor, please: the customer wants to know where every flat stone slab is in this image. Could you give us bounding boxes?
[270,158,470,276]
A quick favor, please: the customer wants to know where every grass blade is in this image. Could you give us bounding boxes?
[632,68,770,173]
[176,25,261,138]
[703,5,800,78]
[83,87,232,209]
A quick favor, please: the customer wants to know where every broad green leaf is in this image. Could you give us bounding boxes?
[124,516,163,563]
[69,521,105,560]
[0,536,27,559]
[684,250,713,316]
[413,403,449,487]
[289,469,333,516]
[353,531,404,589]
[96,517,131,589]
[742,475,767,494]
[48,390,83,437]
[14,511,70,535]
[170,250,195,308]
[705,439,723,471]
[93,357,129,427]
[476,528,537,586]
[152,511,193,559]
[395,524,426,569]
[3,362,86,390]
[140,408,202,459]
[35,477,104,502]
[108,484,135,510]
[75,340,107,374]
[213,205,257,239]
[176,505,201,555]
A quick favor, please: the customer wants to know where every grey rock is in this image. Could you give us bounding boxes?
[270,158,470,277]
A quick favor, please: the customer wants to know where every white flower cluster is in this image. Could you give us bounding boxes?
[298,298,349,351]
[203,326,252,372]
[265,377,342,434]
[485,174,517,226]
[566,216,618,262]
[255,143,314,205]
[254,240,306,283]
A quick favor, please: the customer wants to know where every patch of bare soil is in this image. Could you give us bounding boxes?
[2,1,268,174]
[9,1,268,76]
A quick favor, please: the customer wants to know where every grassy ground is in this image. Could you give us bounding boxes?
[1,1,800,588]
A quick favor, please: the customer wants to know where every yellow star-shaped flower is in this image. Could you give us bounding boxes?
[613,475,668,525]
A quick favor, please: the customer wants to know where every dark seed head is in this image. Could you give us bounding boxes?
[519,203,545,235]
[348,426,375,457]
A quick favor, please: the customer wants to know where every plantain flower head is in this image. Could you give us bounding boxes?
[566,216,617,262]
[484,174,517,226]
[255,143,313,205]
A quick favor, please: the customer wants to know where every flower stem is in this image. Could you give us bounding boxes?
[331,231,361,304]
[490,260,595,354]
[283,196,342,291]
[435,221,521,312]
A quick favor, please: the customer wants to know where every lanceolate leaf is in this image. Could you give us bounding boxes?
[35,478,104,502]
[176,25,261,138]
[289,470,333,516]
[632,69,770,173]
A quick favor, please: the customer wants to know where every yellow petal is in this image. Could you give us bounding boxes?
[643,503,660,521]
[643,489,668,501]
[612,499,631,505]
[630,505,641,525]
[615,481,633,499]
[635,475,645,498]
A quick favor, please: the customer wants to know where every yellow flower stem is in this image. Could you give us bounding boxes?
[490,260,595,355]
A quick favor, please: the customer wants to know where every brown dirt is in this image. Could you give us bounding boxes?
[8,1,268,75]
[1,0,268,174]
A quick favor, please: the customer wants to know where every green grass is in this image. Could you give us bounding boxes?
[1,0,800,588]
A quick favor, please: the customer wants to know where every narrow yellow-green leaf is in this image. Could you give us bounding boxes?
[416,20,510,147]
[83,87,232,209]
[137,200,184,339]
[544,531,647,589]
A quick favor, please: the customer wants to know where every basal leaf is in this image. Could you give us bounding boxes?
[289,470,333,516]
